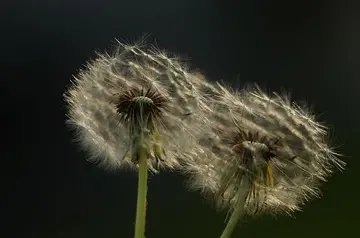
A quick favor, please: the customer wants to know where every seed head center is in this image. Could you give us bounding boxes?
[131,96,154,105]
[242,141,269,152]
[233,141,271,161]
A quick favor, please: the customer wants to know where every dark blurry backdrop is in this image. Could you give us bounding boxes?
[1,0,359,237]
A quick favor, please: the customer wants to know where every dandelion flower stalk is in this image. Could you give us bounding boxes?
[220,178,250,238]
[134,139,148,238]
[115,88,168,238]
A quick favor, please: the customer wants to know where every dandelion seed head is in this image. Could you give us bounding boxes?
[185,84,345,216]
[65,39,209,172]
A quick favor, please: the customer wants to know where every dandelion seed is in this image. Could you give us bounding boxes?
[184,84,345,238]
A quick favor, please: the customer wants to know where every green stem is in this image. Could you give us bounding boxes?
[219,179,250,238]
[134,145,148,238]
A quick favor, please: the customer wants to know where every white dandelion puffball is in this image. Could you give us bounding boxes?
[186,84,345,216]
[64,40,208,172]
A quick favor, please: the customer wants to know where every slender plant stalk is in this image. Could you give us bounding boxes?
[220,179,250,238]
[134,144,148,238]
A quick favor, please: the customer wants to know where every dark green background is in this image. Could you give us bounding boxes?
[2,0,359,237]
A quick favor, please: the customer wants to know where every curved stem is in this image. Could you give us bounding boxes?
[220,179,250,238]
[134,145,148,238]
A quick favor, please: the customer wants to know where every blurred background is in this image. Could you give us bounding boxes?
[1,0,359,237]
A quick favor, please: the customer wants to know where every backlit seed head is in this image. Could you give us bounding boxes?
[64,39,209,172]
[185,84,345,216]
